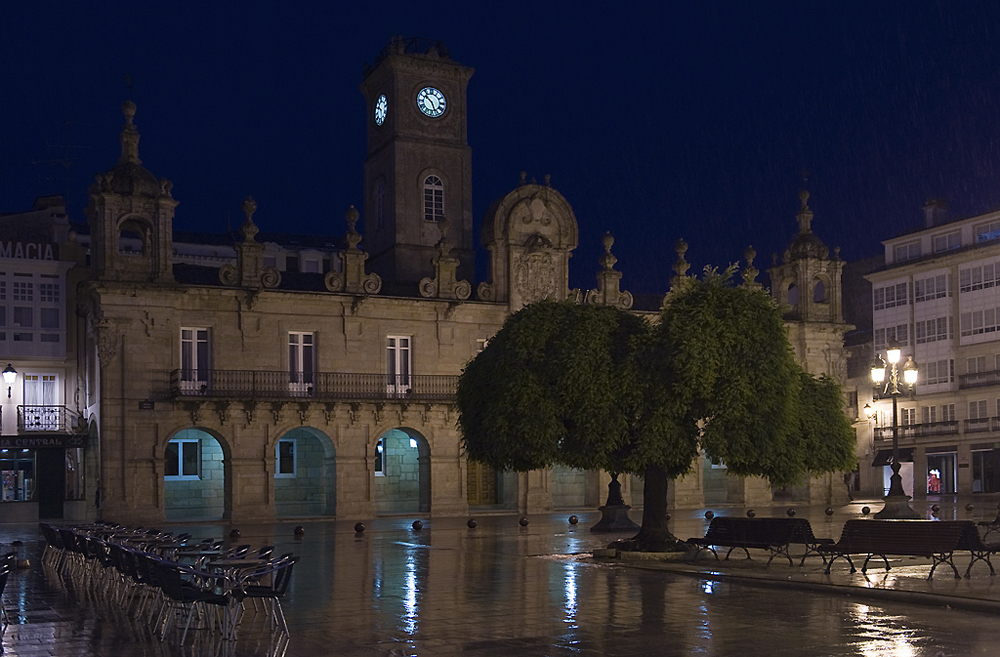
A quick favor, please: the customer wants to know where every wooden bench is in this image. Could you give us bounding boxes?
[687,517,833,567]
[818,519,998,579]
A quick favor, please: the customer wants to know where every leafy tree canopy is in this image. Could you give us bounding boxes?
[457,267,857,543]
[458,300,646,472]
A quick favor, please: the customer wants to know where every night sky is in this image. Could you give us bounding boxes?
[5,2,1000,294]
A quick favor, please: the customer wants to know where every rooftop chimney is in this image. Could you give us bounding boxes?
[923,198,949,228]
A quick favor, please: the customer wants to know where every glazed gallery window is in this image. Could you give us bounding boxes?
[180,328,209,391]
[275,439,296,478]
[423,175,444,222]
[873,283,908,311]
[165,439,200,480]
[387,336,411,396]
[22,374,58,431]
[913,274,949,302]
[288,332,315,393]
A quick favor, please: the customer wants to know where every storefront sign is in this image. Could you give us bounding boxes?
[0,241,56,261]
[0,434,86,449]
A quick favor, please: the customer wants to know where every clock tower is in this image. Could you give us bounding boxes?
[360,37,475,286]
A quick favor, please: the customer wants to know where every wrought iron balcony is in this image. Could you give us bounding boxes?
[959,369,1000,389]
[169,369,459,402]
[17,405,82,434]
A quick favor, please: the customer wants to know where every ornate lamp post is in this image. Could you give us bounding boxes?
[871,339,921,519]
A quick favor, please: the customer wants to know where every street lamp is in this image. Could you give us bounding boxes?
[2,364,16,399]
[870,339,921,519]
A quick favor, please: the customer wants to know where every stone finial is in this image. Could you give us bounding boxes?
[220,196,280,289]
[345,205,362,251]
[324,205,381,295]
[419,216,470,300]
[797,189,813,234]
[120,100,141,165]
[544,174,551,187]
[585,232,632,309]
[436,217,452,256]
[600,232,617,270]
[240,196,259,242]
[519,171,527,186]
[672,238,690,280]
[742,245,760,287]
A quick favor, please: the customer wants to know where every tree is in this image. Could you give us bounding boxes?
[458,300,646,473]
[457,268,857,552]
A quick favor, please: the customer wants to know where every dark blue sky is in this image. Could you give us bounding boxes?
[5,2,1000,294]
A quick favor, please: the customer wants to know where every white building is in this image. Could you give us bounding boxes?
[867,200,1000,499]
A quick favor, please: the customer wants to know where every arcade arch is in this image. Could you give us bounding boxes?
[163,428,228,521]
[374,428,430,514]
[273,426,336,517]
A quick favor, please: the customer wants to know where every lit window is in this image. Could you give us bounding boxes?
[276,439,296,478]
[165,439,200,480]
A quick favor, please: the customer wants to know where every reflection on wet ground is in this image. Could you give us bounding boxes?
[2,511,998,656]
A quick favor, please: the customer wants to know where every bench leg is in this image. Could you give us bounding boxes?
[723,546,752,561]
[861,554,889,574]
[823,553,855,575]
[964,552,995,578]
[765,546,793,568]
[929,553,960,580]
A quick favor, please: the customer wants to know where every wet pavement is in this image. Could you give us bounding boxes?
[3,497,1000,656]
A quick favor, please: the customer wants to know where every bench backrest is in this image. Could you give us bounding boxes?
[835,519,969,555]
[703,517,809,545]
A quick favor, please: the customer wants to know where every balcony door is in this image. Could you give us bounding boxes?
[23,373,58,431]
[180,328,209,393]
[289,332,315,395]
[387,336,411,397]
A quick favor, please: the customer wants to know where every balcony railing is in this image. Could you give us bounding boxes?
[965,417,992,433]
[874,421,959,440]
[169,369,459,402]
[960,369,1000,389]
[17,405,81,434]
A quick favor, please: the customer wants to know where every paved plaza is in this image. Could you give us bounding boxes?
[3,498,1000,656]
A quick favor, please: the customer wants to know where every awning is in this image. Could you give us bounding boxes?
[872,448,914,467]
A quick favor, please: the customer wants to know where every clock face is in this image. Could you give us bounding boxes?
[374,94,387,125]
[416,87,446,118]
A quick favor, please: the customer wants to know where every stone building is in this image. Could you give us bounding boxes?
[56,38,855,526]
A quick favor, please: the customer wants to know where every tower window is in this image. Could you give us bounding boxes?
[423,175,444,222]
[375,179,386,230]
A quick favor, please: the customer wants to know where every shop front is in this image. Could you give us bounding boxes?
[0,434,86,520]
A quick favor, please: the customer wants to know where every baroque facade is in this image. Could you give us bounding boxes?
[6,38,854,525]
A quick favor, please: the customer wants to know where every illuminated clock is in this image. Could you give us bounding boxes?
[374,94,387,125]
[416,87,446,117]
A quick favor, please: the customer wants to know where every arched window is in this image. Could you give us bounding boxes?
[374,179,386,230]
[423,175,444,222]
[813,278,827,303]
[787,283,799,307]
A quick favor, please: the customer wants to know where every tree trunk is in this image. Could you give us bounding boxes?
[607,464,689,552]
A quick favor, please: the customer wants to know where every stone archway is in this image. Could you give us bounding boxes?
[274,426,336,518]
[374,428,430,515]
[163,427,229,521]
